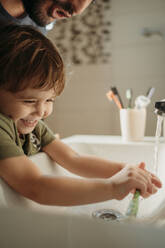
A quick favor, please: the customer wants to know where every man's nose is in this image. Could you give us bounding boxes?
[73,0,92,15]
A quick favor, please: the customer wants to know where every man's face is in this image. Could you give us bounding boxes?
[21,0,92,27]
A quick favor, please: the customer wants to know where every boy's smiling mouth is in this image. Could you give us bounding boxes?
[20,119,39,128]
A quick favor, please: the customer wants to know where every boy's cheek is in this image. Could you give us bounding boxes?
[44,105,53,118]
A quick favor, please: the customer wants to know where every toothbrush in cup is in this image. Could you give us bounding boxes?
[135,87,155,109]
[146,87,155,99]
[110,86,124,109]
[106,90,123,110]
[126,88,133,108]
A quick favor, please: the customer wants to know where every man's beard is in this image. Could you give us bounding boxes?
[21,0,51,27]
[22,0,75,27]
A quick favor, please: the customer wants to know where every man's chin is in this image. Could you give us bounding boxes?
[21,0,50,27]
[27,14,48,27]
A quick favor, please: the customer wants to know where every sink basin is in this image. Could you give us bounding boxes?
[0,135,165,225]
[1,135,165,247]
[62,135,165,225]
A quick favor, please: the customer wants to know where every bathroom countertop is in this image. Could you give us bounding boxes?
[63,135,165,146]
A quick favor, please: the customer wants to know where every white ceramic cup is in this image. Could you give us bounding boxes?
[120,108,146,141]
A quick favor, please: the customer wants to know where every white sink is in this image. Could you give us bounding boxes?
[62,135,165,225]
[1,135,165,225]
[1,135,165,247]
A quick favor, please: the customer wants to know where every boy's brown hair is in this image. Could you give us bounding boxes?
[0,24,65,95]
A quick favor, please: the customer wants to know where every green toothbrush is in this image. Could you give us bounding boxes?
[125,190,140,218]
[126,88,133,108]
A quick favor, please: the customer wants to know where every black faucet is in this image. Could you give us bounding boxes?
[155,100,165,116]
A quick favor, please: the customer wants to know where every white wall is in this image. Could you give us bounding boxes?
[111,0,165,137]
[47,0,165,138]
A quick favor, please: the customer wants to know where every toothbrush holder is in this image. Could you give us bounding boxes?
[120,108,146,142]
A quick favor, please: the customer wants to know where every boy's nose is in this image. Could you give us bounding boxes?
[34,104,45,118]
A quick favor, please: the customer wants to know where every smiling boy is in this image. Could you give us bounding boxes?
[0,87,56,156]
[0,24,162,206]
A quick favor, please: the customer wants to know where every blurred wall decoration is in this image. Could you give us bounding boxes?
[49,0,111,65]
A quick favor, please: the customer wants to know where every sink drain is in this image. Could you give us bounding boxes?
[92,209,123,222]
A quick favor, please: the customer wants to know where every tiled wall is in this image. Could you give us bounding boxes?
[47,0,165,138]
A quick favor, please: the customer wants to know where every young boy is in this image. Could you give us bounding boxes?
[0,24,162,206]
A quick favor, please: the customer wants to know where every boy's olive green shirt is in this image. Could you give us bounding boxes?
[0,113,56,159]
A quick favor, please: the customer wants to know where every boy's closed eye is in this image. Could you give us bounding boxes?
[47,99,55,103]
[23,99,55,104]
[23,100,37,104]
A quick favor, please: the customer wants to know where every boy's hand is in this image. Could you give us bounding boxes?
[109,162,162,200]
[138,162,162,192]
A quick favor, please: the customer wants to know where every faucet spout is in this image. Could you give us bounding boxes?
[155,100,165,116]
